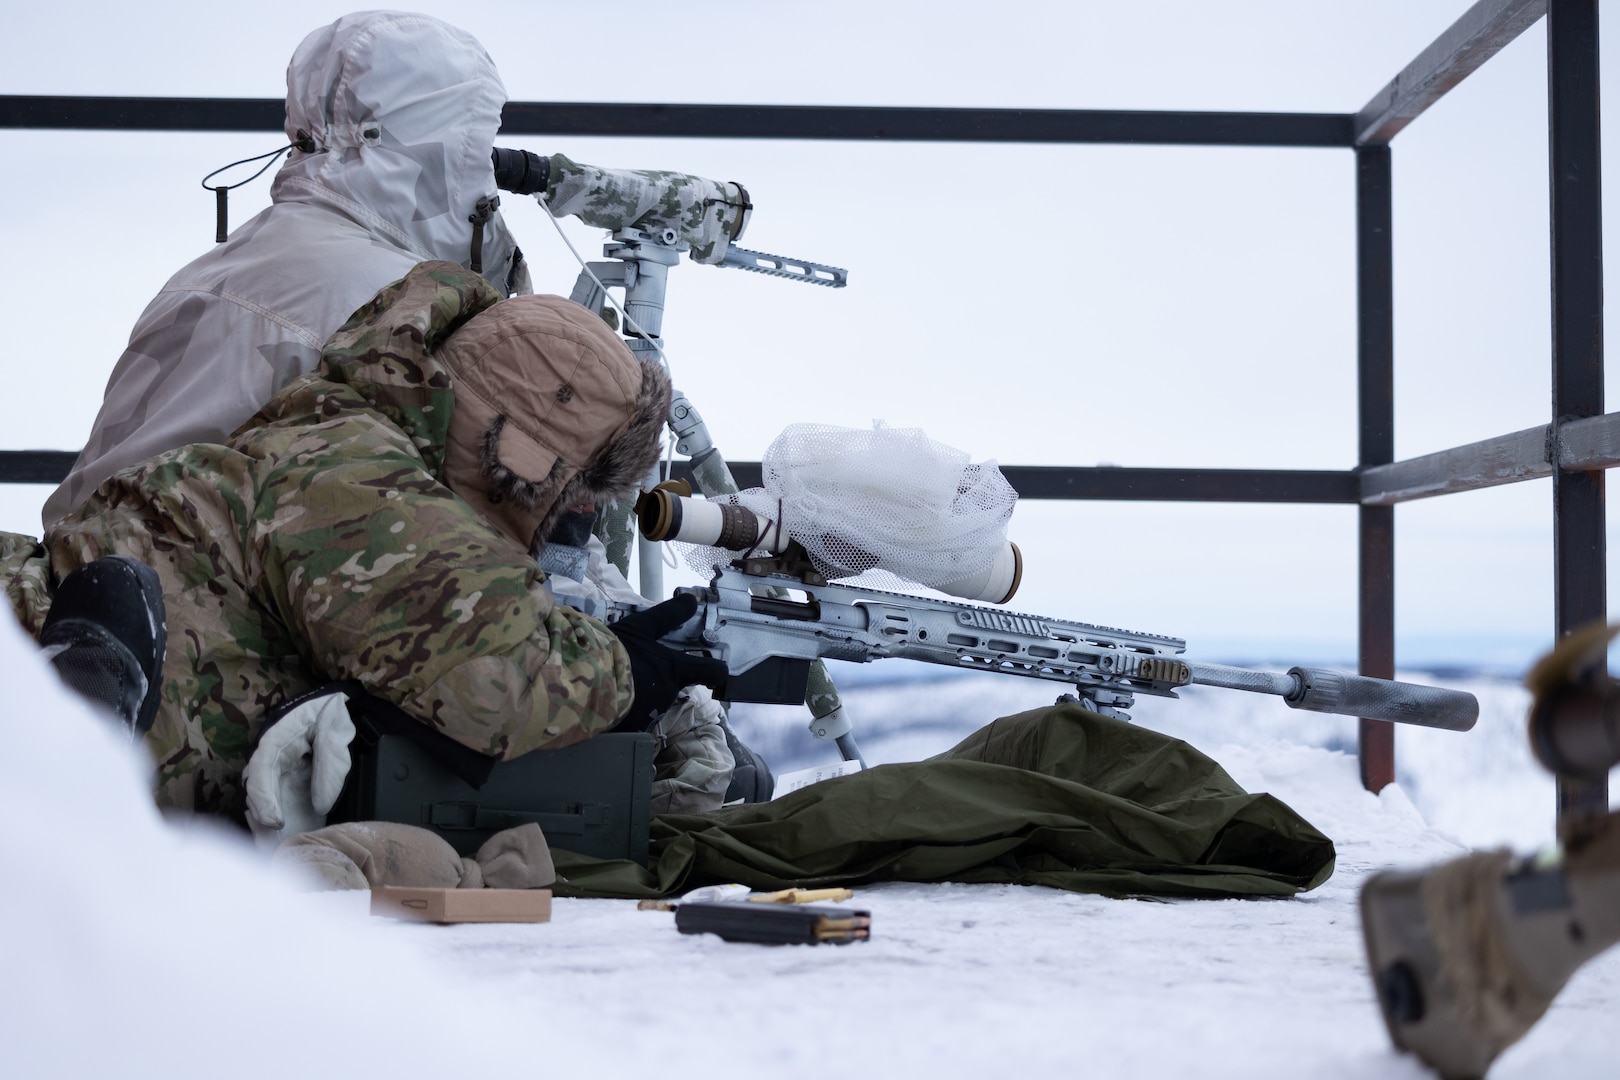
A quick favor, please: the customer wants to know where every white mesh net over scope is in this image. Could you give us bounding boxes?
[676,422,1020,598]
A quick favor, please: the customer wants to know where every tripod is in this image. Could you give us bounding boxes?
[566,228,868,766]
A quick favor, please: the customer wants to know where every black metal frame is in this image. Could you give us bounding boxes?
[0,0,1603,814]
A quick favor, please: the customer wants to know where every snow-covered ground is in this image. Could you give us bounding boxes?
[3,614,1616,1079]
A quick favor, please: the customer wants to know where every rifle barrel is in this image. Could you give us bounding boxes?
[1186,662,1296,698]
[1188,662,1478,731]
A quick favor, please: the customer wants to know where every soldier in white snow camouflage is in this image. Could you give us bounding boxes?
[46,10,755,531]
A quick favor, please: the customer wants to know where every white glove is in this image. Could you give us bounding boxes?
[244,691,356,848]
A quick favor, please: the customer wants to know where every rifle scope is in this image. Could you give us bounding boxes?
[491,147,549,196]
[636,487,791,557]
[635,487,1023,606]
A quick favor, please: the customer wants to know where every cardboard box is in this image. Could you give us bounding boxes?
[370,887,553,924]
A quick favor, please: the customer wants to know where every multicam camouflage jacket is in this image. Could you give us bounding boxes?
[2,264,632,823]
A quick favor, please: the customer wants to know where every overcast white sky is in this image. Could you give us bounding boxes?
[0,1,1613,669]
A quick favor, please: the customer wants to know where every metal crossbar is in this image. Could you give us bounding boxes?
[2,95,1356,147]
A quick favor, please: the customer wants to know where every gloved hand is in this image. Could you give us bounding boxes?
[273,821,555,892]
[650,685,736,814]
[608,593,729,730]
[243,690,356,848]
[541,153,751,264]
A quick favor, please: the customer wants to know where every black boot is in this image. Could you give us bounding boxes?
[39,555,167,735]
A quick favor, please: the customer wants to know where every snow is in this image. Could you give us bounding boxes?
[3,614,1618,1078]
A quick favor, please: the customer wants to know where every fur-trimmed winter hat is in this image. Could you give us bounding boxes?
[438,295,670,553]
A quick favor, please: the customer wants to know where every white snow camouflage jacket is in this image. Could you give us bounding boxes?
[45,10,526,527]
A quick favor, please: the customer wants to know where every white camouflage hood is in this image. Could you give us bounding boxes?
[272,10,522,292]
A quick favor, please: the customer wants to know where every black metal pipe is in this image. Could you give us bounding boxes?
[0,94,1357,148]
[1547,0,1608,820]
[664,461,1358,504]
[498,102,1357,147]
[1357,144,1397,792]
[1355,0,1548,146]
[991,466,1358,502]
[0,452,1361,503]
[0,451,81,484]
[0,95,285,132]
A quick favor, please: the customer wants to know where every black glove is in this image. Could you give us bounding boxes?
[608,594,729,731]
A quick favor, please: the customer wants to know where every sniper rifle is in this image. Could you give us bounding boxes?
[608,551,1480,767]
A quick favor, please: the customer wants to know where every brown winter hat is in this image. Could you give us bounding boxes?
[439,294,671,553]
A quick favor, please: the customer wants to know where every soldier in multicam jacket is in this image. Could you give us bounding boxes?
[2,262,693,825]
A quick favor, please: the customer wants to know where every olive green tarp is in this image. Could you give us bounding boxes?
[550,703,1337,900]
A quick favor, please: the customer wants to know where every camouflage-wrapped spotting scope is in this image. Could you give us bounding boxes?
[491,143,847,590]
[493,145,846,290]
[494,144,862,762]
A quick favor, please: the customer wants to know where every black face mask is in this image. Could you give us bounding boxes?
[546,508,597,549]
